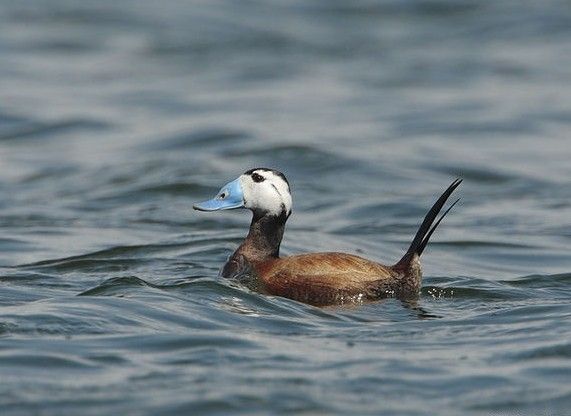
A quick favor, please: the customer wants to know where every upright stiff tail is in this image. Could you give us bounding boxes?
[398,179,462,264]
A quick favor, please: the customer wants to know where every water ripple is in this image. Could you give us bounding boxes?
[2,0,571,414]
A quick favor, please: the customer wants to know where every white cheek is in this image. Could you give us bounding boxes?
[239,175,289,215]
[255,186,283,214]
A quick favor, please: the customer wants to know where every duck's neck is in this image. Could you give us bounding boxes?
[242,209,287,259]
[222,210,288,277]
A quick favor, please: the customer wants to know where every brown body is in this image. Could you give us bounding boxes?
[223,227,422,306]
[253,252,421,306]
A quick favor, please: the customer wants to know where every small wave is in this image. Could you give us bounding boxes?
[0,118,110,141]
[141,128,252,151]
[428,163,518,184]
[136,182,212,196]
[228,144,356,173]
[429,239,538,249]
[509,342,571,361]
[78,275,153,296]
[86,181,212,204]
[20,241,202,267]
[0,352,99,370]
[422,275,537,301]
[0,237,36,252]
[500,272,571,288]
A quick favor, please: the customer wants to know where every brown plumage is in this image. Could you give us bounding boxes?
[194,169,461,306]
[255,253,398,305]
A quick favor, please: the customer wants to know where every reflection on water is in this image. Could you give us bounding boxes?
[1,0,571,415]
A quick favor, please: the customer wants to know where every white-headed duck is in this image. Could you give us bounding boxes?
[194,168,461,306]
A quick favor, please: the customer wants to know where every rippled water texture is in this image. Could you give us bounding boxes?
[1,1,571,415]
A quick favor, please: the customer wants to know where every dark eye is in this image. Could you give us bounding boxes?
[251,172,265,183]
[219,192,227,199]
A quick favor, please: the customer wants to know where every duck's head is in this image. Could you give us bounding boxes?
[193,168,292,218]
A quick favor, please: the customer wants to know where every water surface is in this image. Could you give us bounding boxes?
[1,1,571,415]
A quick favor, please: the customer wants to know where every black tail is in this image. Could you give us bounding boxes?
[398,179,462,263]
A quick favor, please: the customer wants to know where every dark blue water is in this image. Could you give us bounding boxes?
[1,1,571,414]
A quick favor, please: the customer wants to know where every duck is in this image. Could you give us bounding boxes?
[193,168,461,306]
